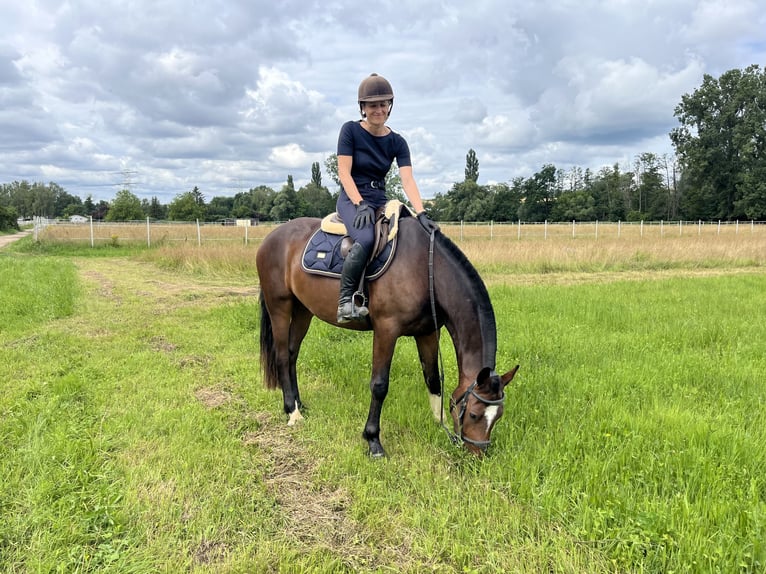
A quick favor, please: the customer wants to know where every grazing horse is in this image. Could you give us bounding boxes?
[256,214,519,457]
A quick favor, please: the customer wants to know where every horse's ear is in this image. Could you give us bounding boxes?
[500,365,520,388]
[476,367,493,385]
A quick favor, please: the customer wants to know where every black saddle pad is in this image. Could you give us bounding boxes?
[301,229,396,280]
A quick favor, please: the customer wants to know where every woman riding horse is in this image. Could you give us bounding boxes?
[256,73,519,458]
[335,73,439,323]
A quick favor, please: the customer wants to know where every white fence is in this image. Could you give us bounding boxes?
[34,217,766,247]
[34,217,270,247]
[429,219,766,241]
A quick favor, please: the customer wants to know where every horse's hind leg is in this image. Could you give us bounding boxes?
[269,298,313,425]
[415,331,446,423]
[285,303,313,425]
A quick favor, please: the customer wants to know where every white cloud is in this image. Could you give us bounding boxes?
[268,143,324,170]
[0,0,763,200]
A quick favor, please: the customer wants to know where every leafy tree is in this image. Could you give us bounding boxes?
[463,184,493,221]
[232,186,276,220]
[296,162,335,217]
[518,164,558,222]
[439,150,492,220]
[50,184,83,217]
[311,161,322,187]
[270,175,301,221]
[297,181,334,218]
[563,166,585,192]
[590,164,626,221]
[427,192,450,221]
[207,196,234,220]
[2,181,33,217]
[491,180,523,222]
[465,149,479,183]
[145,196,167,220]
[551,190,596,221]
[381,162,404,203]
[671,65,766,220]
[168,189,207,221]
[190,186,205,206]
[662,155,682,220]
[250,186,276,220]
[83,195,95,216]
[324,154,340,189]
[30,183,56,217]
[93,200,110,220]
[232,191,255,219]
[441,180,485,220]
[106,189,143,221]
[634,153,667,220]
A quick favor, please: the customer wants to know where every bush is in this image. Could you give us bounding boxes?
[0,205,20,232]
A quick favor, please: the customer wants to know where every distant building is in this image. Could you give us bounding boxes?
[69,215,89,223]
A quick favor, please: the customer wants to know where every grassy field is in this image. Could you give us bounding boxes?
[1,231,765,573]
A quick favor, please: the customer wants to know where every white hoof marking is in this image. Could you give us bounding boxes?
[287,406,304,426]
[429,393,446,422]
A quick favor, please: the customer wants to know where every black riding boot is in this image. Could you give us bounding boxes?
[337,242,370,323]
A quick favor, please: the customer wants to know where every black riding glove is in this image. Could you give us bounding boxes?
[353,200,375,229]
[416,211,440,233]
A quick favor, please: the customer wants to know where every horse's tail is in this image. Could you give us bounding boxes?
[259,292,281,390]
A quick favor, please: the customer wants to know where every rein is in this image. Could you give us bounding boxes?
[428,231,459,446]
[428,230,502,451]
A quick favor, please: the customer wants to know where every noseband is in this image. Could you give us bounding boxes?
[449,380,506,450]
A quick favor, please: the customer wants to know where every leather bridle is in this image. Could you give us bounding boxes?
[449,379,506,451]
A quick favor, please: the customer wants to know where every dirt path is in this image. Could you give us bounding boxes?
[0,230,32,249]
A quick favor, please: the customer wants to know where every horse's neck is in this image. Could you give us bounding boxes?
[436,242,497,378]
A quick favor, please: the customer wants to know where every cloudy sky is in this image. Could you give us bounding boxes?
[2,0,765,203]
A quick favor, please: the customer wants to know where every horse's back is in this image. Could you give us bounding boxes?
[257,218,319,292]
[258,218,346,321]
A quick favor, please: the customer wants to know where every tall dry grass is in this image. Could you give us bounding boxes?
[38,221,274,246]
[38,220,766,281]
[460,234,766,272]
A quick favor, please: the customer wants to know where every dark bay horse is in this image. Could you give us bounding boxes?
[256,215,519,457]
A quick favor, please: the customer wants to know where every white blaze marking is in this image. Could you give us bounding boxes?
[484,405,500,431]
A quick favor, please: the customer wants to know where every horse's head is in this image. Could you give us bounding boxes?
[451,365,519,456]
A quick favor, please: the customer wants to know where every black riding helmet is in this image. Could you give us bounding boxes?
[358,73,394,118]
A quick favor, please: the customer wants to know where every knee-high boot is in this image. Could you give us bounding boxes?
[337,242,370,323]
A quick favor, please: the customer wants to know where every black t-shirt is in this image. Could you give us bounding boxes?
[336,120,412,189]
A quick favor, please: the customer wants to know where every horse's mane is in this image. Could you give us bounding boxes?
[435,231,497,369]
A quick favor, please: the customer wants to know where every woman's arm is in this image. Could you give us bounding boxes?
[338,155,363,205]
[399,166,426,213]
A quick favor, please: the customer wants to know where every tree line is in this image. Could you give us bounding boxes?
[2,66,765,231]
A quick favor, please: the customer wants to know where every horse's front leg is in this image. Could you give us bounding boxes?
[363,331,398,458]
[415,331,446,423]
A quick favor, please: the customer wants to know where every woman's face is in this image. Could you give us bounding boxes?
[362,100,391,123]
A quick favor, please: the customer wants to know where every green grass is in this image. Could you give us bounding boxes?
[1,247,764,572]
[0,254,79,332]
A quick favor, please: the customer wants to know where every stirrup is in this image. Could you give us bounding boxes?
[337,300,369,323]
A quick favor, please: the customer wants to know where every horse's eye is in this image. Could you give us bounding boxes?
[469,412,479,420]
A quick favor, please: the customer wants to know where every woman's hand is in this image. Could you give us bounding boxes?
[353,201,375,229]
[416,211,439,233]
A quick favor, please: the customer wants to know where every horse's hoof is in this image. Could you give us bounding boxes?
[367,442,386,459]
